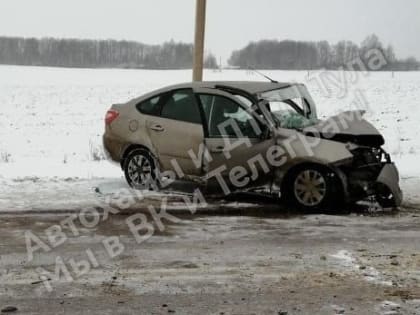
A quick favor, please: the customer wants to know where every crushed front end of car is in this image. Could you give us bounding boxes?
[339,145,403,207]
[301,110,403,208]
[258,84,403,209]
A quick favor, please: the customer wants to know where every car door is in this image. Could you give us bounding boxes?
[196,89,275,185]
[145,88,205,176]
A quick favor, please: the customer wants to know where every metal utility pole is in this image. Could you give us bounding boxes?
[192,0,207,82]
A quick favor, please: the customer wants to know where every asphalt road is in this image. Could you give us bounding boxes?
[1,204,420,315]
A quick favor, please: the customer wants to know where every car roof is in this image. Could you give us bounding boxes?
[127,81,297,106]
[163,81,292,95]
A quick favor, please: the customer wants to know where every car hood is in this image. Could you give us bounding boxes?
[302,110,385,147]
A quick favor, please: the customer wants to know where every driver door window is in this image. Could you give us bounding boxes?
[199,94,260,138]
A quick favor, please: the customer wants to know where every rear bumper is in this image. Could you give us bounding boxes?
[103,134,124,163]
[376,162,403,207]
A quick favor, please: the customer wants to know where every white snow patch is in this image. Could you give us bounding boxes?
[375,300,402,315]
[330,250,357,267]
[381,301,401,309]
[330,250,393,286]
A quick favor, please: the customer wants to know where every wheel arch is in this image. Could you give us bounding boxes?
[279,161,349,203]
[120,144,155,169]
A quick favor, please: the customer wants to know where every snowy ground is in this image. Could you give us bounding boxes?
[0,65,420,211]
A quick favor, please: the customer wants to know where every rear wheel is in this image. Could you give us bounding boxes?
[123,149,159,190]
[282,164,341,212]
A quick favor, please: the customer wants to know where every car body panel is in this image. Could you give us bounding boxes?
[145,116,204,175]
[274,128,354,164]
[104,103,156,162]
[204,137,275,176]
[377,163,403,206]
[303,110,385,147]
[309,110,380,136]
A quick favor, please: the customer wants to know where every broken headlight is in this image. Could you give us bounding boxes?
[350,147,391,167]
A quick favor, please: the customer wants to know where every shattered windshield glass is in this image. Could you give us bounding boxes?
[260,85,319,129]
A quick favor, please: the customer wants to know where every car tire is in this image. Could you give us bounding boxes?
[282,164,341,212]
[123,148,159,190]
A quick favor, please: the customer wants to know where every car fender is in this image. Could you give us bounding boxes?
[274,129,353,164]
[274,131,353,201]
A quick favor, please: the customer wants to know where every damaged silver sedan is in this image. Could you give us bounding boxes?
[103,81,403,211]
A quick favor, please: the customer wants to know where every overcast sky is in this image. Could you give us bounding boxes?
[0,0,419,62]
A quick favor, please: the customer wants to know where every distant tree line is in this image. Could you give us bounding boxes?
[0,35,418,71]
[0,37,218,69]
[228,34,419,71]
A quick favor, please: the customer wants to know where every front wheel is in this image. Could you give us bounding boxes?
[282,165,341,212]
[123,149,159,190]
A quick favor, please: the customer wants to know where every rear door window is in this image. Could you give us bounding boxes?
[161,89,202,124]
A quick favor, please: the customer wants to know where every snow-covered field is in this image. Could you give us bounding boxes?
[0,65,420,210]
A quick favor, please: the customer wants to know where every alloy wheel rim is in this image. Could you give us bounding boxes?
[293,170,327,207]
[127,154,152,187]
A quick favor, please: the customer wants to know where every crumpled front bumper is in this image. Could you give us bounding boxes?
[376,163,403,207]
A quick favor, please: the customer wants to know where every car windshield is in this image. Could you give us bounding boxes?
[259,85,319,129]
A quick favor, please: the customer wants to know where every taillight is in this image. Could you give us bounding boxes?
[105,110,119,125]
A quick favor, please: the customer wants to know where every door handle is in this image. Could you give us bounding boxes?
[150,124,164,132]
[210,146,225,153]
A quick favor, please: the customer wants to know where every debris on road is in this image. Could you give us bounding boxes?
[1,306,18,313]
